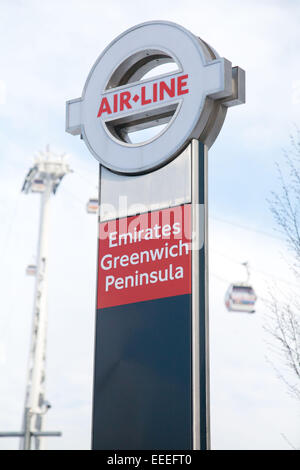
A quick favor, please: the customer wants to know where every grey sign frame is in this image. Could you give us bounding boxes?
[191,139,210,450]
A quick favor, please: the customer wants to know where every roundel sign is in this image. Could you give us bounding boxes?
[66,21,244,174]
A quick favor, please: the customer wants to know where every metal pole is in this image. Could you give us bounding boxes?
[191,140,210,450]
[191,140,200,450]
[22,179,51,450]
[1,149,69,449]
[23,408,32,451]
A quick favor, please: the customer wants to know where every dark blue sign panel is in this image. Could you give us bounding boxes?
[92,295,192,450]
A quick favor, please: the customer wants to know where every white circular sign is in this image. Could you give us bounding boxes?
[66,21,241,174]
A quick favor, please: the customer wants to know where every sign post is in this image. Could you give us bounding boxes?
[66,21,245,450]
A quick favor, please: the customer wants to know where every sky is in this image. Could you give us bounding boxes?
[0,0,300,450]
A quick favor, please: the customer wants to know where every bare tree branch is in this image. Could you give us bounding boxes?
[266,131,300,402]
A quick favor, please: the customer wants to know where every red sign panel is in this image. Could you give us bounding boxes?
[97,204,191,308]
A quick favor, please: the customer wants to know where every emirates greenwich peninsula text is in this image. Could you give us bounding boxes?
[97,204,193,308]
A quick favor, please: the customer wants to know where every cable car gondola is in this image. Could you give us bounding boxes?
[31,178,46,193]
[26,264,37,276]
[86,198,98,214]
[224,262,257,313]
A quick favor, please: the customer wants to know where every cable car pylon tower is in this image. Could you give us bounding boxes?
[0,146,72,450]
